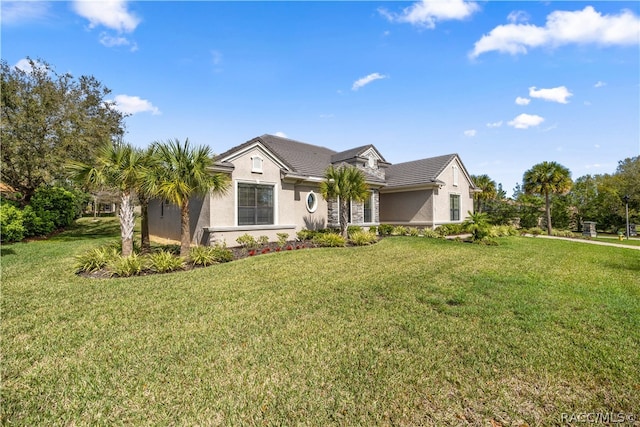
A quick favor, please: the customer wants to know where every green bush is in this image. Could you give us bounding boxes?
[349,231,377,246]
[0,204,25,243]
[108,253,143,277]
[313,233,346,247]
[523,227,544,236]
[368,226,378,235]
[74,246,119,273]
[552,229,577,238]
[147,250,184,273]
[189,244,233,266]
[276,233,289,247]
[408,227,421,237]
[236,233,258,250]
[378,224,394,236]
[435,223,464,237]
[422,228,440,239]
[21,205,54,237]
[392,225,408,236]
[258,235,270,246]
[347,225,363,237]
[296,229,316,241]
[30,186,78,230]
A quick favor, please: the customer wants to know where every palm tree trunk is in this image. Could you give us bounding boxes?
[180,199,191,258]
[119,191,135,256]
[340,198,349,239]
[545,191,552,235]
[140,198,150,254]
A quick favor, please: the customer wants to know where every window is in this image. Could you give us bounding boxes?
[453,165,459,187]
[364,193,372,223]
[238,183,274,225]
[251,156,263,173]
[306,191,318,213]
[450,194,460,221]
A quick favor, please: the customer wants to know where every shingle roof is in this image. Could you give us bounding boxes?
[385,154,457,188]
[259,134,336,177]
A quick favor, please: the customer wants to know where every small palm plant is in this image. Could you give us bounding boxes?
[463,211,491,242]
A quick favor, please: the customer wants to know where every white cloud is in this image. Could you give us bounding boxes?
[352,73,388,91]
[111,95,160,115]
[594,81,607,88]
[507,10,530,24]
[379,0,479,29]
[486,121,503,128]
[14,58,50,74]
[508,113,544,129]
[99,33,137,51]
[515,96,530,106]
[72,0,140,33]
[464,129,477,137]
[529,86,573,104]
[470,6,640,58]
[1,1,50,25]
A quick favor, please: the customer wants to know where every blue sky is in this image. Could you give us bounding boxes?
[2,1,639,194]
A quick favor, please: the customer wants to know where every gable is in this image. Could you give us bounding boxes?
[218,140,291,172]
[434,156,476,190]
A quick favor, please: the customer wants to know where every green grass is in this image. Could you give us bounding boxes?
[2,218,639,425]
[592,236,640,247]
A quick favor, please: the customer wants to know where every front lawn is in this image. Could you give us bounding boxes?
[2,218,639,425]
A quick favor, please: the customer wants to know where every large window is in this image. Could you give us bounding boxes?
[238,183,274,225]
[364,193,373,223]
[450,194,460,221]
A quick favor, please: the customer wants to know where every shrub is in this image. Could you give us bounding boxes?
[523,227,544,236]
[258,235,270,246]
[276,233,289,247]
[347,225,363,237]
[349,230,377,246]
[435,223,464,237]
[313,233,346,247]
[552,229,577,238]
[392,225,408,236]
[368,226,378,235]
[0,204,25,243]
[30,186,78,230]
[108,253,143,277]
[147,250,184,273]
[463,212,491,242]
[190,244,233,266]
[236,233,258,250]
[492,225,518,237]
[378,224,394,236]
[74,246,119,273]
[296,229,316,241]
[21,205,54,237]
[408,227,421,237]
[422,228,440,239]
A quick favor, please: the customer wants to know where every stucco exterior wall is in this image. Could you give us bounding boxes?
[432,158,474,226]
[148,194,211,245]
[206,147,329,246]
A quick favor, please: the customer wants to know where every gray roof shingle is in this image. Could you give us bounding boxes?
[385,154,457,188]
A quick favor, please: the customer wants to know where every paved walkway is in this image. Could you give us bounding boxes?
[528,234,640,250]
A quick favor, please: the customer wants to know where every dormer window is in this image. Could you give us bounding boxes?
[368,154,376,169]
[252,155,263,173]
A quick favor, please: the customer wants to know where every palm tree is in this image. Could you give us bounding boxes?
[135,147,160,254]
[68,141,145,256]
[149,138,229,257]
[471,174,497,213]
[523,161,572,235]
[319,165,370,239]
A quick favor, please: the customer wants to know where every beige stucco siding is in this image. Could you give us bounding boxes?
[207,147,328,245]
[432,158,474,225]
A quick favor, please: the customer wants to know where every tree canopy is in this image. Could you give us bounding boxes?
[1,58,126,204]
[319,165,370,238]
[523,161,572,235]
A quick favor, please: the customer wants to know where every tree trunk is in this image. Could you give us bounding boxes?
[340,198,349,239]
[545,191,552,235]
[119,191,135,256]
[139,197,150,254]
[180,199,191,258]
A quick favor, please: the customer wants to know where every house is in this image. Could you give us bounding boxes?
[148,134,476,245]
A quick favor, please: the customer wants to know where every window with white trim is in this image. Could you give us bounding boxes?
[238,183,274,225]
[364,192,373,223]
[306,191,318,213]
[450,194,460,221]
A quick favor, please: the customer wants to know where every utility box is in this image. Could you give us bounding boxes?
[582,221,597,238]
[630,224,637,237]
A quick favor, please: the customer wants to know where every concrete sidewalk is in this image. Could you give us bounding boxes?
[528,234,640,250]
